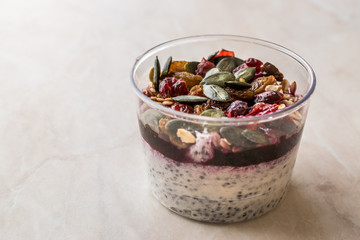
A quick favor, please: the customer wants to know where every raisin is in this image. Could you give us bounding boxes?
[169,61,187,73]
[189,85,206,97]
[254,91,283,104]
[195,58,215,77]
[159,77,189,98]
[251,76,277,94]
[171,103,194,113]
[261,62,284,81]
[174,72,203,89]
[225,100,248,118]
[224,87,255,101]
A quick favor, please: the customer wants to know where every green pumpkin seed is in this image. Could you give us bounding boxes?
[184,61,199,74]
[165,119,201,140]
[224,81,252,89]
[172,95,208,103]
[200,72,235,87]
[204,67,221,78]
[234,67,256,83]
[200,109,225,118]
[153,56,161,91]
[241,129,268,144]
[216,57,239,72]
[161,56,172,77]
[219,127,254,147]
[203,84,231,102]
[234,57,245,66]
[140,109,165,134]
[207,50,219,61]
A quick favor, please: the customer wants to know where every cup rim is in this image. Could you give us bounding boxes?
[131,34,316,124]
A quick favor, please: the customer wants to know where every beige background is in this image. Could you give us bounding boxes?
[0,0,359,239]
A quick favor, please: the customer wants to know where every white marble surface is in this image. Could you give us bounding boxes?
[0,0,359,239]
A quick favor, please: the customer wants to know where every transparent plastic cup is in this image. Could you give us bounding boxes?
[131,35,316,223]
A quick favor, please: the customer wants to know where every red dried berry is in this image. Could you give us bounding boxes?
[245,58,263,72]
[159,77,189,98]
[247,103,279,116]
[210,49,235,61]
[171,103,194,113]
[225,100,248,118]
[254,91,283,104]
[232,63,248,74]
[195,58,215,77]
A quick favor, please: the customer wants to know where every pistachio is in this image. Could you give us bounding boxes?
[234,67,256,83]
[161,56,172,77]
[140,109,165,134]
[153,56,161,91]
[216,57,239,72]
[177,128,196,143]
[184,61,200,74]
[200,72,235,87]
[203,84,231,102]
[172,95,208,103]
[200,109,225,118]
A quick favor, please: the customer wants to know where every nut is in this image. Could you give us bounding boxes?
[176,128,196,143]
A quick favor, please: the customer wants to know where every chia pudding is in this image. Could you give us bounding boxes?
[131,36,316,223]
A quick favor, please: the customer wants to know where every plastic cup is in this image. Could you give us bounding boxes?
[131,35,316,223]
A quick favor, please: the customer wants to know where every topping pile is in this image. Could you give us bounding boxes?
[142,49,300,118]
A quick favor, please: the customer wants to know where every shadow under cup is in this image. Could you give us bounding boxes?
[131,35,316,223]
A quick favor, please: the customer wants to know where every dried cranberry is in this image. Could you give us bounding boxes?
[195,58,215,77]
[159,77,189,98]
[210,49,235,62]
[247,103,278,116]
[232,63,248,74]
[245,58,263,72]
[225,100,248,118]
[171,103,194,113]
[254,91,283,104]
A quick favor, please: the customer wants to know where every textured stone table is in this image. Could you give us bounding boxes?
[0,0,359,239]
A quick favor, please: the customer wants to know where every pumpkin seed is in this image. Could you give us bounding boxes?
[165,119,201,140]
[200,109,225,118]
[184,61,199,74]
[241,129,268,144]
[140,109,165,134]
[216,57,239,72]
[234,57,245,66]
[207,50,219,61]
[161,56,172,77]
[204,67,221,78]
[200,72,235,87]
[203,84,231,102]
[234,67,256,83]
[172,95,208,103]
[219,127,254,147]
[224,81,252,89]
[153,56,161,91]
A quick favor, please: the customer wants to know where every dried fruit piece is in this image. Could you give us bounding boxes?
[184,61,200,74]
[245,58,263,72]
[251,75,277,94]
[247,103,279,116]
[169,61,187,73]
[159,77,189,98]
[186,133,214,163]
[200,109,225,118]
[261,62,284,81]
[174,71,203,89]
[225,100,248,118]
[171,102,194,113]
[189,85,205,97]
[254,91,283,104]
[203,85,231,102]
[200,72,235,87]
[177,128,196,143]
[209,49,235,62]
[224,81,252,89]
[290,81,297,96]
[225,87,255,101]
[195,58,215,77]
[172,95,208,103]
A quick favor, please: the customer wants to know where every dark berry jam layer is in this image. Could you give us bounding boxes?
[139,121,303,167]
